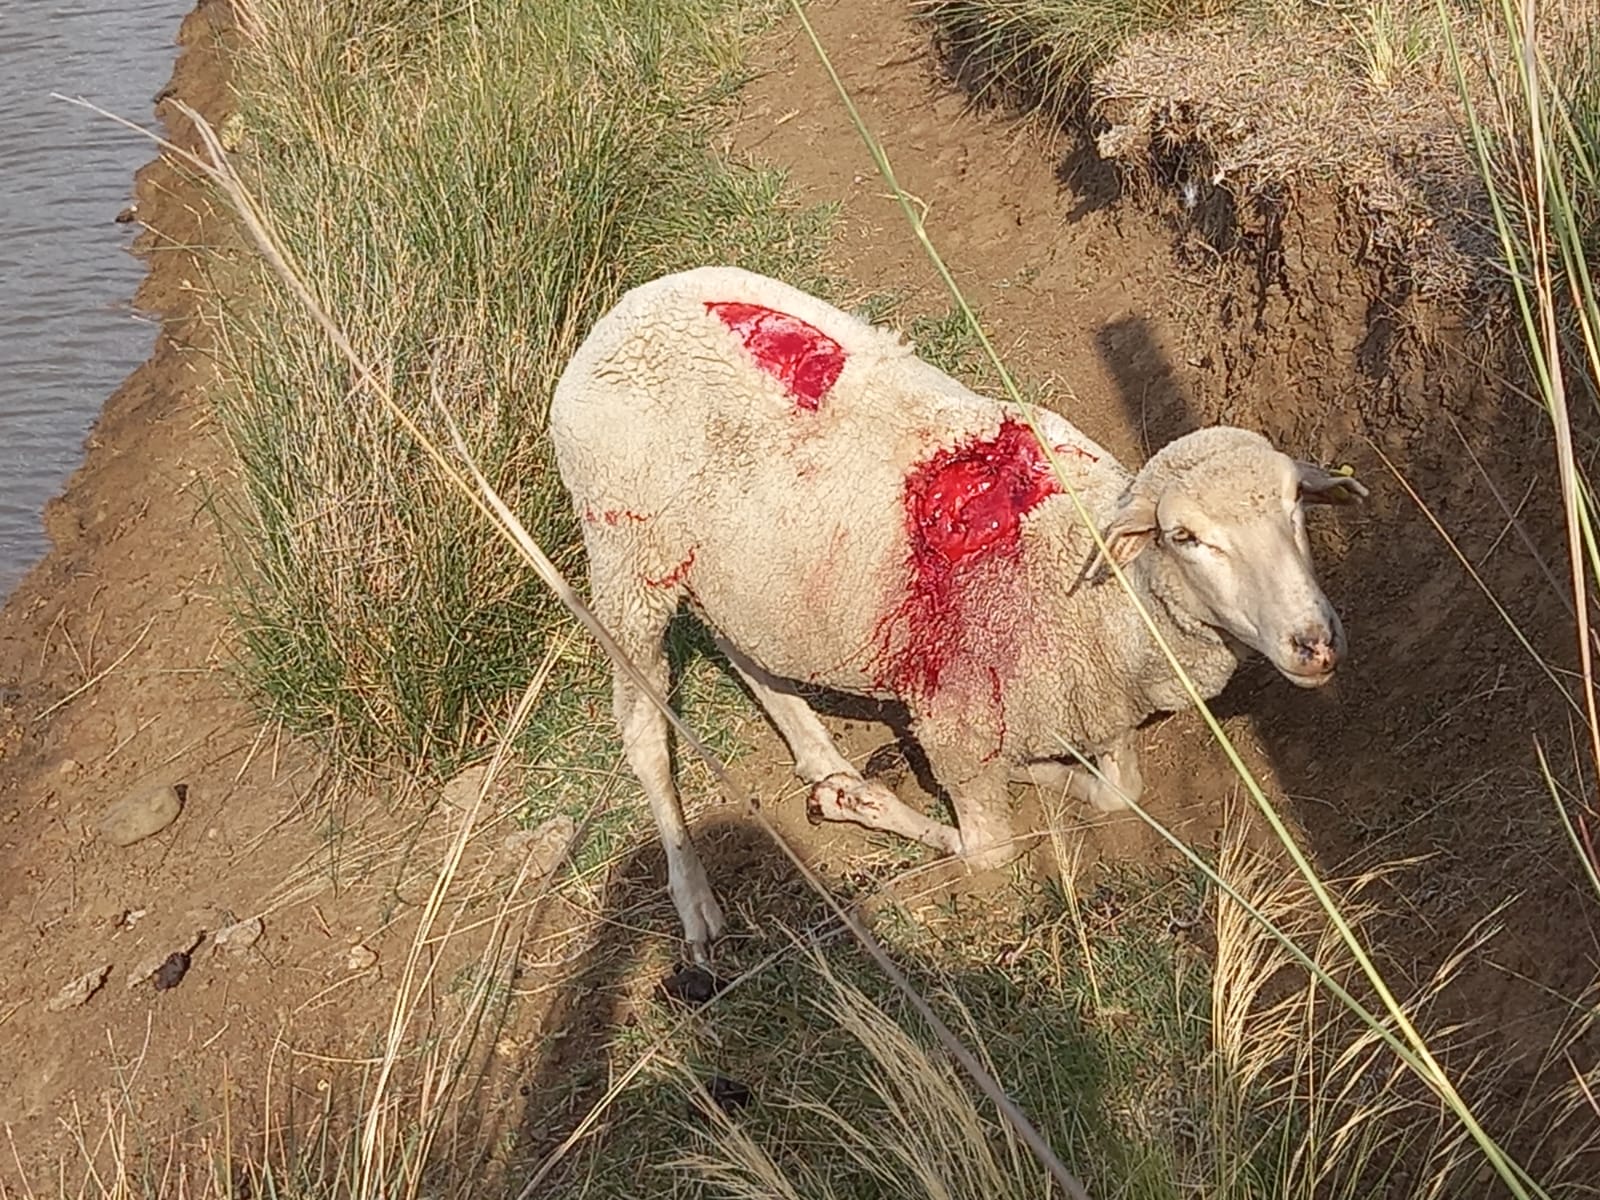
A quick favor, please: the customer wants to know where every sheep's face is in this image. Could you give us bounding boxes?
[1102,429,1367,688]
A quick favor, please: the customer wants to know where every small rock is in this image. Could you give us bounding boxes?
[57,758,82,779]
[113,206,138,225]
[346,944,378,972]
[497,814,577,879]
[127,952,165,989]
[47,964,111,1012]
[99,783,184,847]
[687,1075,752,1123]
[184,904,228,931]
[440,765,491,814]
[153,951,190,990]
[113,907,148,933]
[213,917,263,956]
[126,930,204,989]
[657,963,726,1008]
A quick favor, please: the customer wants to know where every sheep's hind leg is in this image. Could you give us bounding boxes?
[606,592,724,960]
[711,634,961,856]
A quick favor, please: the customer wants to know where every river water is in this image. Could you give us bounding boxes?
[0,0,191,596]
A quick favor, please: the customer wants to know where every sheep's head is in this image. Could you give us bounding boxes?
[1097,427,1367,688]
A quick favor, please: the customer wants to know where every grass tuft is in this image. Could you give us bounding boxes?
[212,0,836,770]
[916,0,1239,118]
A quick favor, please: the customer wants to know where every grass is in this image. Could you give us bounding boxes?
[214,0,837,772]
[916,0,1242,117]
[917,0,1471,118]
[1456,0,1600,872]
[503,822,1488,1200]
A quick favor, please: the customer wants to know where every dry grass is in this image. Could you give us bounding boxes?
[663,819,1496,1200]
[922,0,1600,314]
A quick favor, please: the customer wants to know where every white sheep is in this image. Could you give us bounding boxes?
[549,265,1366,957]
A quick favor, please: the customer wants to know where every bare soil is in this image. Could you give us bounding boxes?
[0,0,1594,1188]
[0,2,453,1181]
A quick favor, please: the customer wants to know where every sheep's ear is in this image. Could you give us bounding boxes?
[1296,460,1369,506]
[1090,490,1158,577]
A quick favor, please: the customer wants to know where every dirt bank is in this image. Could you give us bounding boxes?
[0,2,433,1183]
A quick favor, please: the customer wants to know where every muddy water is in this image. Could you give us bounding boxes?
[0,0,191,595]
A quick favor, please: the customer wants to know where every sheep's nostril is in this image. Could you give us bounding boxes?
[1291,633,1339,674]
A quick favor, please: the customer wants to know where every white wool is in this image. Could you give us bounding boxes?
[549,266,1359,952]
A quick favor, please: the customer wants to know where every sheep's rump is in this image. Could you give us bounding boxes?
[549,266,1115,705]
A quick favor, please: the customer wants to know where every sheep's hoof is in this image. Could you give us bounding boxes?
[959,842,1018,872]
[1083,778,1136,813]
[669,865,726,960]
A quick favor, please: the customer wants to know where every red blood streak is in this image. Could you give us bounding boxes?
[982,666,1007,763]
[645,547,696,589]
[877,420,1059,699]
[582,506,649,526]
[706,301,846,411]
[1054,442,1099,465]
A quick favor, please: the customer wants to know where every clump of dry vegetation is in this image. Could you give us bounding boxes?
[922,0,1600,314]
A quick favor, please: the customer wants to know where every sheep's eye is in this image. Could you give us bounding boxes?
[1168,527,1198,547]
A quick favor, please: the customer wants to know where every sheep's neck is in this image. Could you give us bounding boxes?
[1125,557,1240,715]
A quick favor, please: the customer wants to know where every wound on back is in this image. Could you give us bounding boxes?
[706,301,846,411]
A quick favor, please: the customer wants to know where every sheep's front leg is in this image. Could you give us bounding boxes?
[806,773,962,855]
[710,634,962,856]
[1011,733,1143,813]
[918,724,1019,869]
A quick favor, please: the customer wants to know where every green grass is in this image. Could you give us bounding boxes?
[214,0,837,772]
[514,837,1472,1200]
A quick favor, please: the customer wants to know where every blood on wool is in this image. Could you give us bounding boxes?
[705,302,846,411]
[582,506,649,527]
[645,547,697,589]
[873,420,1060,710]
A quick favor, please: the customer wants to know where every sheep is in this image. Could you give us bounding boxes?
[549,265,1366,958]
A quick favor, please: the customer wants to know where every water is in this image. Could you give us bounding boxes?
[0,0,192,596]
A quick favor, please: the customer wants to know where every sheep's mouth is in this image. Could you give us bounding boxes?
[1276,663,1338,689]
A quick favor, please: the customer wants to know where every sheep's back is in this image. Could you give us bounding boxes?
[548,267,1121,701]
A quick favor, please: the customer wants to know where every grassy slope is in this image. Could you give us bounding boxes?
[219,0,836,771]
